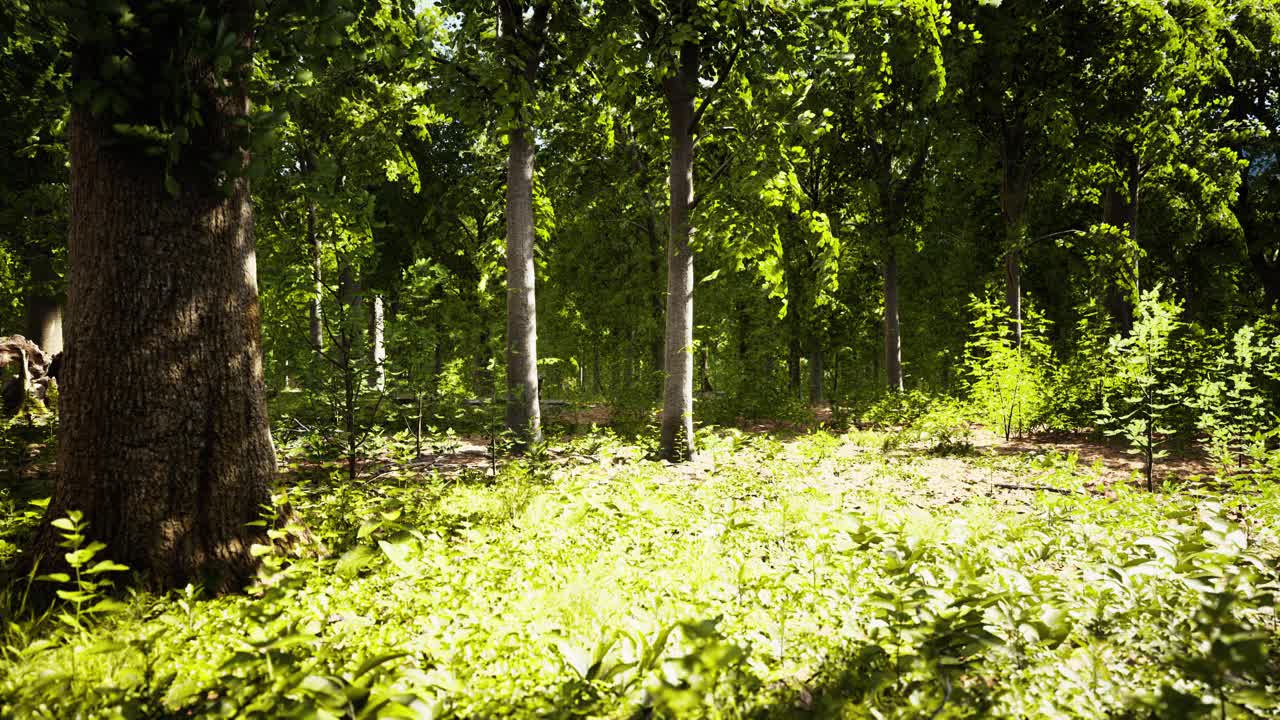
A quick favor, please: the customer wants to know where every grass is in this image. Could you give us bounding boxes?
[1,427,1278,718]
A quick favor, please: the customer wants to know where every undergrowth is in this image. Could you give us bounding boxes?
[1,429,1278,718]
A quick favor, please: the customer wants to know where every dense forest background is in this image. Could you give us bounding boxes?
[2,0,1277,445]
[1,0,1280,718]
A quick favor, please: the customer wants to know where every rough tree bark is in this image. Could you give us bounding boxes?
[31,0,274,592]
[659,41,699,462]
[883,247,904,392]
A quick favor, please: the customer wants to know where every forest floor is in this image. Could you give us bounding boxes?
[352,402,1214,508]
[2,406,1277,718]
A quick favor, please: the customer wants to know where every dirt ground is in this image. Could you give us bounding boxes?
[265,402,1222,513]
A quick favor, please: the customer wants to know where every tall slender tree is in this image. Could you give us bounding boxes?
[438,0,591,446]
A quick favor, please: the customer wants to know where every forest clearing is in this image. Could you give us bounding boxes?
[2,0,1280,717]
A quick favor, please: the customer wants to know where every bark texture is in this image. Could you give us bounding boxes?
[32,1,274,593]
[659,42,699,462]
[504,128,543,445]
[883,248,904,392]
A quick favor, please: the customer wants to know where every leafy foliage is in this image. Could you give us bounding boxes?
[963,289,1052,440]
[3,431,1280,717]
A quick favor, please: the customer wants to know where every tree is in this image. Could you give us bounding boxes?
[948,0,1095,345]
[821,0,948,391]
[22,0,281,591]
[1223,0,1280,310]
[599,0,794,460]
[1076,0,1234,334]
[0,1,69,355]
[438,0,591,447]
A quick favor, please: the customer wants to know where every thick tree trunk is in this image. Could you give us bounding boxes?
[370,294,386,391]
[883,247,903,392]
[307,201,323,353]
[659,42,699,462]
[34,2,273,592]
[504,128,542,445]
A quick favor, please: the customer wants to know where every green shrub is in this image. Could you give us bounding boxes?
[1191,320,1280,474]
[963,289,1052,440]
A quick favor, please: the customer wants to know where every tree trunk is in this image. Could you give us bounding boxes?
[883,247,903,392]
[1102,184,1136,335]
[24,244,64,356]
[370,294,386,391]
[307,200,323,353]
[808,346,824,404]
[999,133,1031,348]
[504,128,542,445]
[337,263,363,365]
[659,42,699,462]
[1004,243,1023,347]
[34,1,273,592]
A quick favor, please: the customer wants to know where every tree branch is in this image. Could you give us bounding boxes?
[690,41,742,138]
[689,155,733,212]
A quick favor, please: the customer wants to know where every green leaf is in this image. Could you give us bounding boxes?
[83,560,129,575]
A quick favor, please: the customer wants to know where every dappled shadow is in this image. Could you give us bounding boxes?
[975,429,1213,488]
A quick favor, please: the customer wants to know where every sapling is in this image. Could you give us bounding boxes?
[1096,287,1183,491]
[963,289,1051,440]
[1191,322,1280,474]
